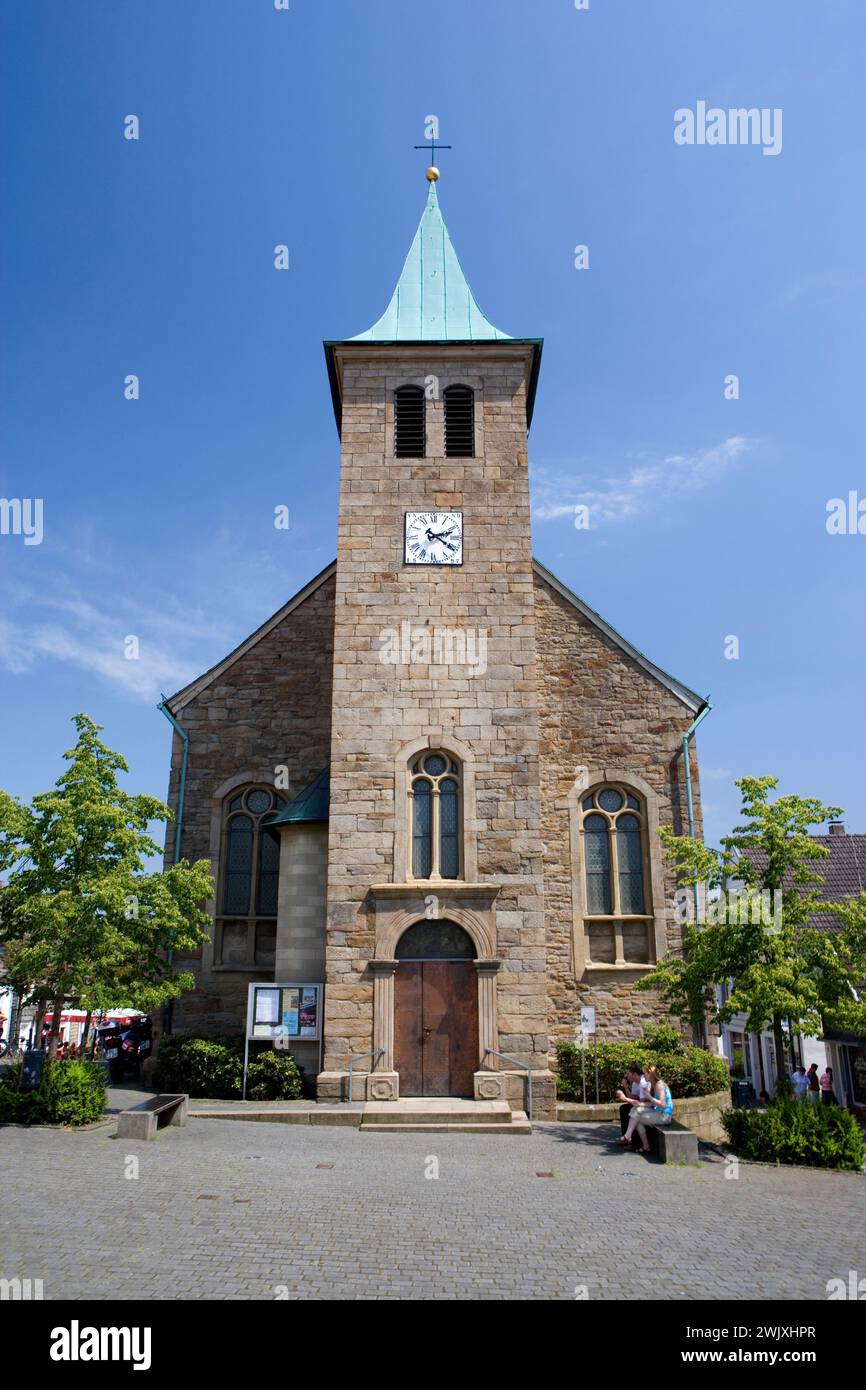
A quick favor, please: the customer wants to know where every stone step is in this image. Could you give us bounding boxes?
[361,1099,515,1126]
[361,1112,532,1135]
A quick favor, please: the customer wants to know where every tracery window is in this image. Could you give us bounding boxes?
[580,785,653,966]
[216,786,286,968]
[409,753,461,880]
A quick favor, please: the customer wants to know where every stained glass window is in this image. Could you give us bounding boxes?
[412,779,433,878]
[617,813,645,914]
[395,920,476,960]
[224,814,253,914]
[584,814,612,915]
[257,826,281,916]
[409,753,461,880]
[218,787,286,966]
[580,785,652,966]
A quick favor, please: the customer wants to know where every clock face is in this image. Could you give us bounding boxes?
[404,512,463,566]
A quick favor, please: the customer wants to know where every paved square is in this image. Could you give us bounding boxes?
[1,1107,863,1301]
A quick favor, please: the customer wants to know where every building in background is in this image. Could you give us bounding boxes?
[719,821,864,1104]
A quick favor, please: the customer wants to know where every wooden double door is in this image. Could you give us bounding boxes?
[394,960,479,1097]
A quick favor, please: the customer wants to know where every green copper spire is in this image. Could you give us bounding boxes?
[351,182,511,343]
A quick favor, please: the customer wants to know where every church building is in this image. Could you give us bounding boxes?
[161,170,708,1120]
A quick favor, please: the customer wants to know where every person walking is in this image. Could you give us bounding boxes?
[620,1064,674,1152]
[791,1065,809,1101]
[805,1063,821,1104]
[819,1066,837,1105]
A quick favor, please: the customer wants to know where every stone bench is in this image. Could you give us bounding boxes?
[647,1118,700,1165]
[116,1093,188,1141]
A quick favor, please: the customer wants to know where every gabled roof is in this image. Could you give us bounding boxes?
[271,767,330,826]
[163,555,706,721]
[350,182,511,343]
[164,561,336,713]
[532,559,707,714]
[739,831,866,931]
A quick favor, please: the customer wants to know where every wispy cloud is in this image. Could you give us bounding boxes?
[0,603,202,702]
[531,436,754,524]
[701,766,733,782]
[0,525,331,704]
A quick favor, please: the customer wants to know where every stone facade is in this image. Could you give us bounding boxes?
[162,570,335,1034]
[160,207,708,1112]
[323,343,548,1085]
[161,478,705,1101]
[534,572,704,1044]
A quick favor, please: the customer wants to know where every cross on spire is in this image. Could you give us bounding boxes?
[414,134,452,182]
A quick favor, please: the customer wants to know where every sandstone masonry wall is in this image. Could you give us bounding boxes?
[162,573,335,1034]
[534,573,704,1047]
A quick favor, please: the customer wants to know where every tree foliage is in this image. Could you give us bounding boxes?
[0,714,212,1046]
[635,777,866,1081]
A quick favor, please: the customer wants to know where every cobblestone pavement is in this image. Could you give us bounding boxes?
[2,1101,864,1300]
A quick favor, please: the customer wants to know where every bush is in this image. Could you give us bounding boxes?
[154,1034,242,1097]
[555,1039,729,1103]
[246,1049,303,1102]
[722,1099,865,1171]
[0,1059,107,1126]
[154,1033,302,1100]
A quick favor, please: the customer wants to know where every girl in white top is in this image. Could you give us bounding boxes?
[620,1064,674,1152]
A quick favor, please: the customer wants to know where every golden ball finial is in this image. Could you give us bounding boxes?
[426,165,440,182]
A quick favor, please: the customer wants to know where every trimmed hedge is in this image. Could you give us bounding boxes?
[722,1099,865,1171]
[154,1033,302,1100]
[555,1039,730,1103]
[0,1059,107,1126]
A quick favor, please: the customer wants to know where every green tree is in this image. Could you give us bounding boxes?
[0,713,212,1056]
[635,776,866,1087]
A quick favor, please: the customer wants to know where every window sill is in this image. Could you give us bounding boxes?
[584,962,655,973]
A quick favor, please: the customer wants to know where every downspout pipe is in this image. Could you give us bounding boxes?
[157,696,190,1035]
[157,695,189,867]
[682,698,713,1046]
[683,698,713,914]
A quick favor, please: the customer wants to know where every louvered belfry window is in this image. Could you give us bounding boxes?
[394,385,425,457]
[444,385,474,458]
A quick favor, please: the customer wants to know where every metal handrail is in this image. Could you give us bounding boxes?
[346,1048,385,1103]
[483,1047,534,1122]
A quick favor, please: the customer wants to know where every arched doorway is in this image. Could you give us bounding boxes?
[394,921,479,1097]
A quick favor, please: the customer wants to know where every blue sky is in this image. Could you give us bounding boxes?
[1,0,864,854]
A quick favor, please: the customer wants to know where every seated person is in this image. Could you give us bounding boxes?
[615,1064,650,1148]
[620,1065,674,1152]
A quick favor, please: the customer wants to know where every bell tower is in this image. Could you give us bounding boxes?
[319,170,551,1112]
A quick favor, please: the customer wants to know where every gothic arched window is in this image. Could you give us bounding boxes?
[217,786,286,968]
[394,384,426,458]
[443,384,474,458]
[409,752,461,880]
[580,785,652,965]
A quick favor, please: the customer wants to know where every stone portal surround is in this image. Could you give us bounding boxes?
[360,882,501,1102]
